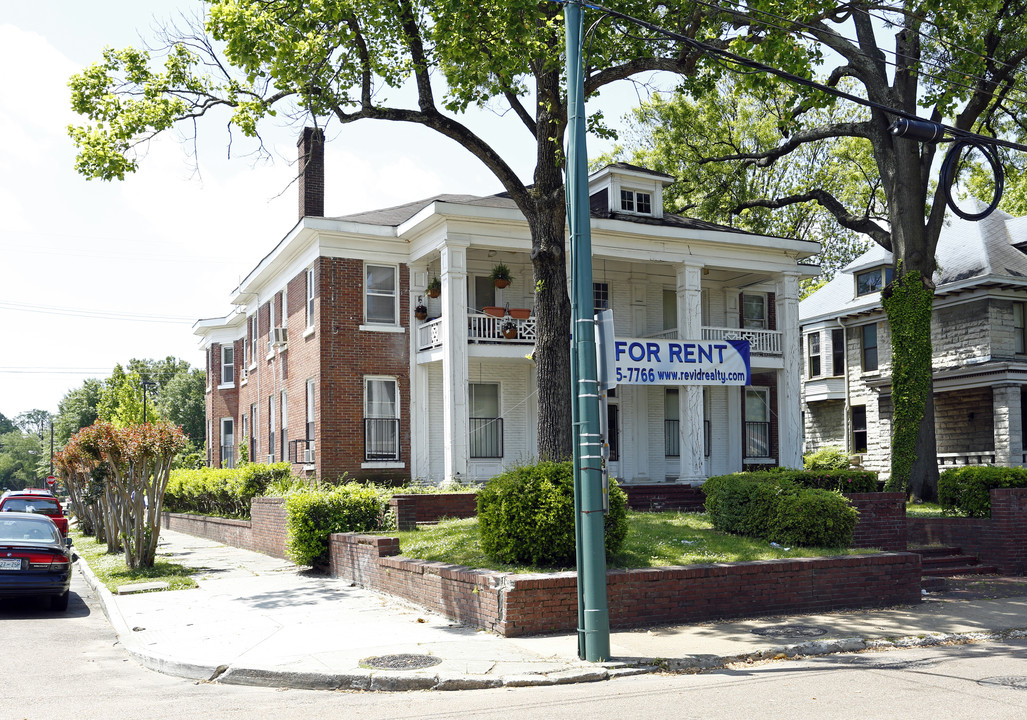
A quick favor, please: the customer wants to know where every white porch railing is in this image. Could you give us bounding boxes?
[646,326,783,355]
[417,314,537,351]
[937,451,997,468]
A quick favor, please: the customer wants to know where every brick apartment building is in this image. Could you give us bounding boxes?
[801,203,1027,478]
[195,129,820,485]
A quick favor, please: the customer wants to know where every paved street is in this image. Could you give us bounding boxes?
[4,568,1027,719]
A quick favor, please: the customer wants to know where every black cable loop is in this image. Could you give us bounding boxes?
[940,139,1005,220]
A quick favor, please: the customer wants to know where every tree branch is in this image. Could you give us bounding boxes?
[735,189,891,248]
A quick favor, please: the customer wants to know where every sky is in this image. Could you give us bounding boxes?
[0,0,646,421]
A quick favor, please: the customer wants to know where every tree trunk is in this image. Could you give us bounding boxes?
[522,66,573,462]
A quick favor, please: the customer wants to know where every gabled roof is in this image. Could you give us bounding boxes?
[800,203,1027,324]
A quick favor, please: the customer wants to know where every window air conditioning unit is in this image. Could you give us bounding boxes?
[303,446,316,464]
[266,454,276,464]
[271,327,288,346]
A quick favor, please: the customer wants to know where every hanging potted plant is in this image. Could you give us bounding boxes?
[490,263,513,289]
[426,276,441,298]
[414,298,428,321]
[501,318,518,339]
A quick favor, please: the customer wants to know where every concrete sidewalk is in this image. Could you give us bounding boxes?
[76,529,1027,692]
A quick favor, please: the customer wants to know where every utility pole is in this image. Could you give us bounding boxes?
[142,379,157,423]
[564,0,611,663]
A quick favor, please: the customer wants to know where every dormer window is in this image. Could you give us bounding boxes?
[620,189,652,215]
[855,266,894,296]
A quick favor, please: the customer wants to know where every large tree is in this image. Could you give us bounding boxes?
[599,78,876,291]
[642,0,1027,500]
[68,0,720,460]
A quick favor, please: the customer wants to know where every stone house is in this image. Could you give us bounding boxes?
[800,206,1027,478]
[194,129,819,485]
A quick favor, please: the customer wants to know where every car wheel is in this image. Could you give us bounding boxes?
[50,591,69,612]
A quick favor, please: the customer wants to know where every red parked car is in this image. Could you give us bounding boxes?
[0,512,73,611]
[0,489,69,537]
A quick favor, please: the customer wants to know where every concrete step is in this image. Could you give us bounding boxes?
[922,564,1000,578]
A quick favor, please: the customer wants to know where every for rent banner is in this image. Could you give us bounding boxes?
[611,337,751,386]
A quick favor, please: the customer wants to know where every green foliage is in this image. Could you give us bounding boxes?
[164,462,293,518]
[702,473,857,548]
[598,80,874,284]
[938,466,1027,517]
[475,461,628,566]
[0,430,44,491]
[882,271,935,499]
[285,483,392,566]
[803,446,851,471]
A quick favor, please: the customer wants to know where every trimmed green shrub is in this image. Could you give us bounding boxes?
[285,483,392,566]
[771,490,858,548]
[938,465,1027,517]
[476,461,628,566]
[702,473,856,548]
[165,462,293,518]
[803,446,851,471]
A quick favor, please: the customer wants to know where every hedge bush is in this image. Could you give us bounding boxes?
[803,446,851,471]
[164,462,294,518]
[702,473,857,548]
[476,461,628,566]
[285,483,392,566]
[938,465,1027,517]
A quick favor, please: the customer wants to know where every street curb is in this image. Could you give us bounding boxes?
[73,557,1027,692]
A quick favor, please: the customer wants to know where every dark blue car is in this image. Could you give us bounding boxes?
[0,512,73,611]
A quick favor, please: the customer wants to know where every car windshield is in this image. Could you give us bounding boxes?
[2,498,60,516]
[0,518,60,543]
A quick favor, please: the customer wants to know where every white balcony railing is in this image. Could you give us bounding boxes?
[937,451,996,468]
[417,314,537,351]
[646,326,783,356]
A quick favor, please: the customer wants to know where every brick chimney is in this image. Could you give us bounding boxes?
[297,127,325,219]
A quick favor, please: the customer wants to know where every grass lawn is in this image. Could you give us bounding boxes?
[395,510,877,574]
[71,529,198,593]
[905,501,948,518]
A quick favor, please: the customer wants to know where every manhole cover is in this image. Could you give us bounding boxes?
[751,624,829,638]
[979,676,1027,690]
[360,654,442,671]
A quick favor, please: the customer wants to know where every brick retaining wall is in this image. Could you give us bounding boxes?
[908,487,1027,574]
[389,493,478,531]
[327,532,922,637]
[845,492,907,551]
[161,496,288,559]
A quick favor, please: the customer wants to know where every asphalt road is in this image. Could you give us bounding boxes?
[3,571,1027,720]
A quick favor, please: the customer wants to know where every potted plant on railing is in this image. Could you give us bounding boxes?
[414,299,428,321]
[490,263,513,289]
[501,318,518,339]
[426,276,441,298]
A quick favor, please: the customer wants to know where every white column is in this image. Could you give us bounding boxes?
[777,272,803,468]
[993,384,1023,466]
[441,242,470,482]
[678,263,706,483]
[408,264,430,482]
[627,274,649,481]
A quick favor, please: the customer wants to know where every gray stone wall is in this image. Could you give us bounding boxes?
[803,399,845,451]
[935,387,995,453]
[932,298,992,370]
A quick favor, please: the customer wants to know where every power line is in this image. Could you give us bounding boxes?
[0,301,196,324]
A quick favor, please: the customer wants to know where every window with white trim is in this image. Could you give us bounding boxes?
[620,189,652,214]
[306,267,315,329]
[365,264,398,325]
[744,387,771,458]
[1015,302,1026,354]
[807,332,821,378]
[855,266,894,296]
[249,315,258,367]
[469,383,502,458]
[220,418,235,469]
[268,395,276,460]
[267,295,276,353]
[221,345,235,385]
[364,377,400,461]
[742,294,766,329]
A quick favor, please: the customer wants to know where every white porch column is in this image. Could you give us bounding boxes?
[776,272,802,468]
[626,273,650,481]
[441,242,470,482]
[993,384,1024,466]
[677,263,706,483]
[409,264,430,481]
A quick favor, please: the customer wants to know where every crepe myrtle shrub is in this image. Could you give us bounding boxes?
[476,461,628,567]
[938,466,1027,517]
[164,462,293,518]
[703,473,857,548]
[285,483,392,566]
